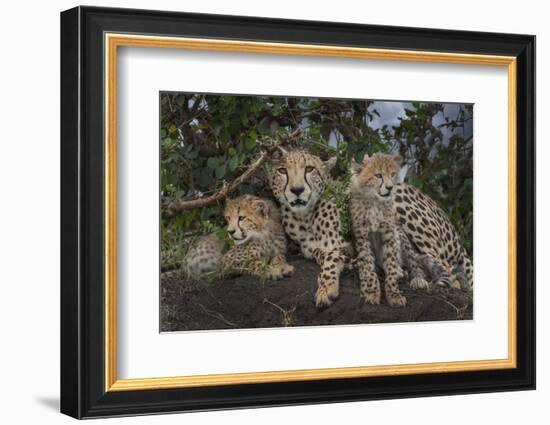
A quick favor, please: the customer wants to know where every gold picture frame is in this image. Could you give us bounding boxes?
[104,34,517,392]
[61,6,534,419]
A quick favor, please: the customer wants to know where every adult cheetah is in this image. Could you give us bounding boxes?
[268,150,349,308]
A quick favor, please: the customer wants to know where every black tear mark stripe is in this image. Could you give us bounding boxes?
[303,167,313,193]
[282,173,290,203]
[237,208,244,232]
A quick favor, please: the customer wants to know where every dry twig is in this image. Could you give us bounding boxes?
[196,303,238,328]
[164,128,301,219]
[263,298,296,327]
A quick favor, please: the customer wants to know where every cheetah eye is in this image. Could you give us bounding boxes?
[305,166,315,173]
[238,216,245,221]
[277,168,287,174]
[375,173,383,179]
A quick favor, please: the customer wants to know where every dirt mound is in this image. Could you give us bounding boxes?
[160,255,472,332]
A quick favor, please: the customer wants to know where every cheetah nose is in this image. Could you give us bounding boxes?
[228,229,236,235]
[290,186,305,196]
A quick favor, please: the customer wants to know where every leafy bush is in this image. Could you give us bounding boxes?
[160,93,473,265]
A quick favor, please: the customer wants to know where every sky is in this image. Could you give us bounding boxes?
[167,92,473,154]
[369,100,473,145]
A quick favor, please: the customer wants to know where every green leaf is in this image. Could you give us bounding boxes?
[245,137,256,151]
[207,157,219,169]
[229,155,239,172]
[185,149,199,160]
[354,150,365,163]
[228,147,237,157]
[258,122,270,135]
[198,168,212,187]
[175,95,187,107]
[215,164,227,179]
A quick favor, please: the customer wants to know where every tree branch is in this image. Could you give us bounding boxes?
[164,128,301,219]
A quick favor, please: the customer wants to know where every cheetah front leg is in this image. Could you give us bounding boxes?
[266,254,295,280]
[380,224,407,307]
[355,237,382,305]
[312,249,345,308]
[451,253,473,292]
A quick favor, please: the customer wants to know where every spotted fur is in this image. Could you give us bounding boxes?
[269,150,349,308]
[185,234,224,278]
[187,195,293,280]
[351,152,473,300]
[393,184,473,291]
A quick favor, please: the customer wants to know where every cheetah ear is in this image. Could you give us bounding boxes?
[350,159,363,174]
[270,148,286,166]
[253,199,270,218]
[362,153,370,163]
[323,156,338,172]
[393,154,403,167]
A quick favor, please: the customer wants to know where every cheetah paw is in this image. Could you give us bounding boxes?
[409,277,430,290]
[363,291,381,305]
[267,264,295,280]
[450,279,462,290]
[280,264,295,277]
[386,292,407,307]
[315,285,339,308]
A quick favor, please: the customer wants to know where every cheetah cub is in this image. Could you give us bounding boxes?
[187,194,294,281]
[350,153,429,307]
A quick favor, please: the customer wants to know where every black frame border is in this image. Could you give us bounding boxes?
[60,6,535,419]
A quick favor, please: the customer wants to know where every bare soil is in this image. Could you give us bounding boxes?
[160,254,473,332]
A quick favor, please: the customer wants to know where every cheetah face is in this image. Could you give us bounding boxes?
[224,195,271,245]
[269,150,337,215]
[350,153,402,200]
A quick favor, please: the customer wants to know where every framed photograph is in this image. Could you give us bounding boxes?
[60,6,535,419]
